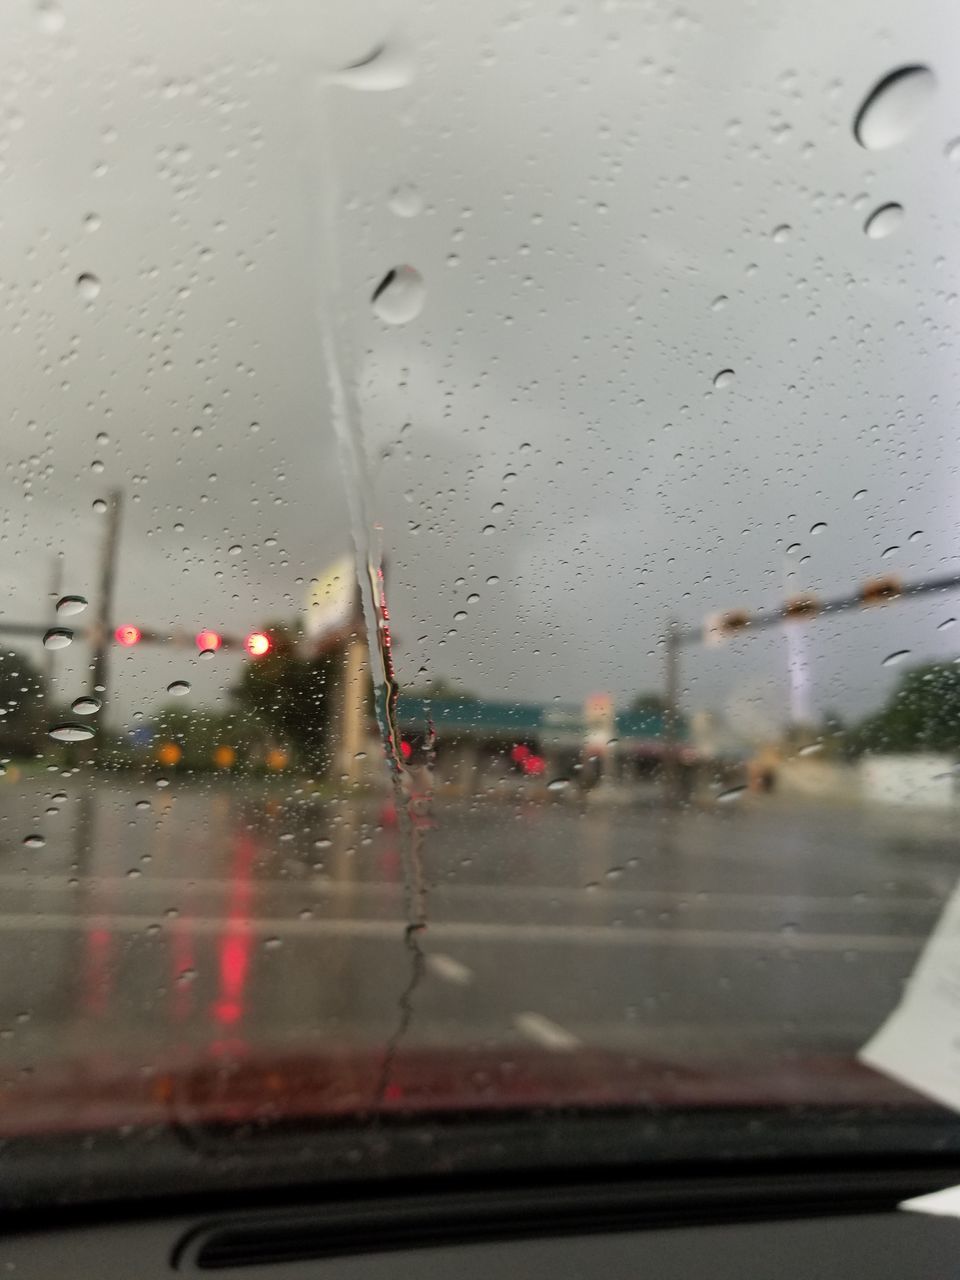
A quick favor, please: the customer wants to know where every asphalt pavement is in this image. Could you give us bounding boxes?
[0,776,955,1120]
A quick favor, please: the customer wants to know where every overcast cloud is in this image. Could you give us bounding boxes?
[1,0,959,741]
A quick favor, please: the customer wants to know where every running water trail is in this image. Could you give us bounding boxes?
[309,80,431,1101]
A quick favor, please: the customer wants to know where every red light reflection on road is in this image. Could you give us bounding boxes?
[211,833,257,1031]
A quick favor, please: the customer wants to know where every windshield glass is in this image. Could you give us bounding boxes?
[3,0,960,1206]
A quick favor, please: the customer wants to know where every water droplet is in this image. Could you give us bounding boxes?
[713,368,735,390]
[711,295,728,311]
[167,681,190,696]
[938,617,955,631]
[388,184,422,217]
[881,545,899,559]
[227,543,242,556]
[882,649,910,667]
[83,212,101,233]
[547,778,571,792]
[946,138,960,164]
[49,723,95,743]
[486,575,500,585]
[453,610,467,622]
[135,799,150,810]
[371,265,425,325]
[853,65,936,150]
[864,202,904,239]
[481,524,496,536]
[264,936,283,952]
[76,273,101,301]
[22,834,46,849]
[771,224,791,243]
[717,785,747,803]
[56,595,87,617]
[36,0,64,32]
[92,498,107,513]
[853,488,867,501]
[71,696,100,715]
[809,522,827,535]
[798,742,823,757]
[333,43,414,91]
[42,628,73,650]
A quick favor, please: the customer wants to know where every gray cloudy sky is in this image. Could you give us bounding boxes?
[2,0,960,739]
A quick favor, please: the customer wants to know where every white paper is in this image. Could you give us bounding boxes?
[900,1185,960,1218]
[858,877,960,1115]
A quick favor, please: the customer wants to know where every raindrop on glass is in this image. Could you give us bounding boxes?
[92,498,107,513]
[713,368,735,390]
[167,681,190,696]
[71,696,101,716]
[388,184,423,217]
[76,272,101,301]
[938,618,956,631]
[22,834,46,849]
[371,265,425,325]
[36,0,64,32]
[771,224,791,243]
[809,522,827,535]
[853,65,936,150]
[42,628,73,650]
[547,778,571,792]
[333,43,414,91]
[882,649,911,667]
[56,595,87,617]
[717,785,747,803]
[49,723,95,742]
[864,202,904,239]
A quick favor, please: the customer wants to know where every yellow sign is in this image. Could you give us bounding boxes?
[304,554,356,645]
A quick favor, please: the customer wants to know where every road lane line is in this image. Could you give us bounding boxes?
[0,911,925,953]
[513,1012,582,1051]
[425,953,474,985]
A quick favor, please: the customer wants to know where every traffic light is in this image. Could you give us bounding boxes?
[783,593,821,622]
[196,629,223,654]
[114,624,142,646]
[244,631,272,658]
[860,575,902,607]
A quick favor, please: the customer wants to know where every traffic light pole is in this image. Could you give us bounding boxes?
[663,619,682,808]
[89,489,123,719]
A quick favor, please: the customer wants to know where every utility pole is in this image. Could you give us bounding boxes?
[44,554,63,702]
[336,631,368,785]
[663,618,682,807]
[89,488,123,720]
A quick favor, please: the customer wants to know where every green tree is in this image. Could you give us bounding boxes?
[230,622,344,771]
[852,662,960,755]
[0,647,43,755]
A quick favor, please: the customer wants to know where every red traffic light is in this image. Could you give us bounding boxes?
[196,629,223,653]
[244,631,272,658]
[114,624,141,647]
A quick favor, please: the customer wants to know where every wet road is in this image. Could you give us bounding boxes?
[0,777,955,1106]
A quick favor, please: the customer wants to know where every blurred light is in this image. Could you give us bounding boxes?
[115,623,141,647]
[196,629,223,653]
[400,739,413,760]
[511,743,531,763]
[523,753,545,776]
[244,631,271,657]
